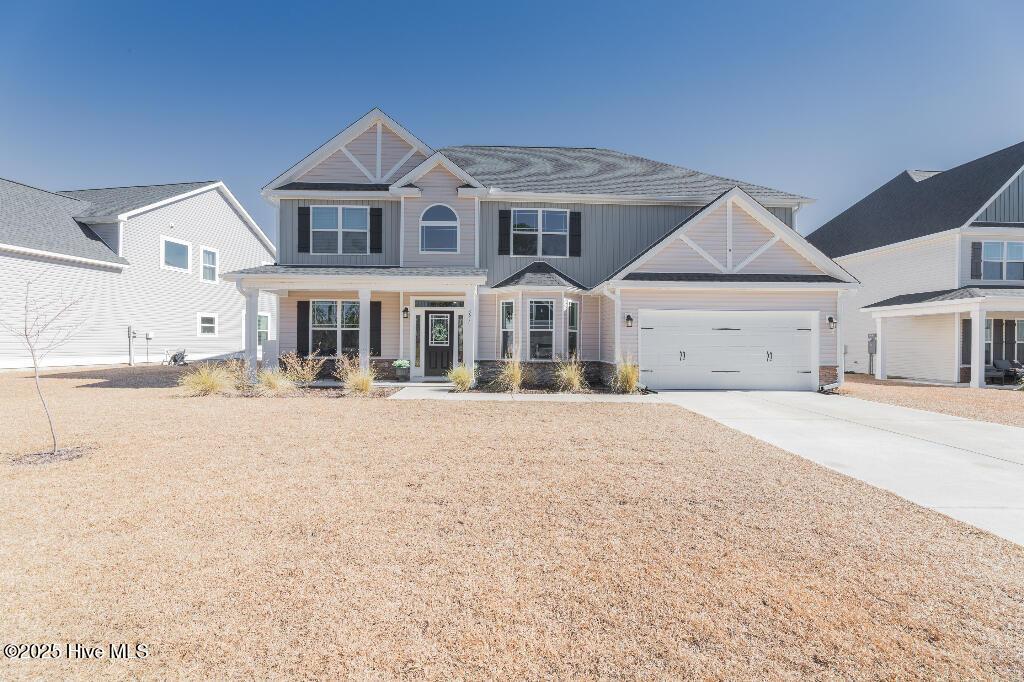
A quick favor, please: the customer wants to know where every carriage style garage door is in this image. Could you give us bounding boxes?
[639,310,819,391]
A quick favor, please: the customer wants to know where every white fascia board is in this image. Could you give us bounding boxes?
[262,108,435,191]
[115,182,222,220]
[835,228,961,262]
[609,280,858,291]
[263,190,404,201]
[390,152,483,190]
[462,187,811,208]
[961,225,1024,238]
[479,285,584,294]
[867,296,1024,317]
[223,274,488,291]
[0,242,126,269]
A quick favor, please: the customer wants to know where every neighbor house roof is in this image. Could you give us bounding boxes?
[808,140,1024,258]
[492,261,588,289]
[58,181,216,219]
[439,146,810,204]
[623,273,844,283]
[864,285,1024,309]
[0,178,127,265]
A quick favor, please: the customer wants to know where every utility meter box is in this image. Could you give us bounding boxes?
[867,333,877,356]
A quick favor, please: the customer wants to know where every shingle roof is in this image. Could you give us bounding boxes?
[223,264,487,278]
[58,181,216,218]
[0,178,127,264]
[439,146,809,204]
[808,141,1024,258]
[276,182,391,192]
[863,285,1024,308]
[492,261,588,289]
[623,273,844,283]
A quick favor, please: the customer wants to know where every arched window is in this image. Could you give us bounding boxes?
[420,204,459,253]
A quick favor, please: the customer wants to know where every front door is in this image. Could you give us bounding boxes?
[425,310,454,376]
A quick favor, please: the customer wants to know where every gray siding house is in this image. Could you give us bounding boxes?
[0,179,276,368]
[226,108,856,390]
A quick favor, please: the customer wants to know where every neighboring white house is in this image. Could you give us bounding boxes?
[807,140,1024,387]
[0,178,277,368]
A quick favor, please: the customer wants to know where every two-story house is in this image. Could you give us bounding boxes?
[0,178,276,368]
[808,140,1024,387]
[227,108,857,390]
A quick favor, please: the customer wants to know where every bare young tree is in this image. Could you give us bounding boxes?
[0,280,81,456]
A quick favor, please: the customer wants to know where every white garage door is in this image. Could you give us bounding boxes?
[639,310,819,391]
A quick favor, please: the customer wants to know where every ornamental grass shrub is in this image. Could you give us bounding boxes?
[178,363,234,396]
[281,352,326,385]
[554,357,589,393]
[447,364,474,392]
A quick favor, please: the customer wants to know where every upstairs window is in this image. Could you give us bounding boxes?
[981,241,1024,280]
[511,209,569,257]
[420,204,459,253]
[528,300,554,360]
[500,301,515,359]
[201,247,218,283]
[162,236,190,272]
[311,206,370,255]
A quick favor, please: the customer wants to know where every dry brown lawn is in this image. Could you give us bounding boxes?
[1,366,1023,680]
[842,373,1024,428]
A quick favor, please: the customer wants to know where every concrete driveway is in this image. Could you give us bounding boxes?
[659,390,1024,545]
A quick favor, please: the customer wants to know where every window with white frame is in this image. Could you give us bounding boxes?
[257,314,269,347]
[162,237,190,271]
[311,206,370,255]
[982,241,1024,280]
[528,300,554,360]
[566,300,579,357]
[310,300,360,357]
[985,318,993,365]
[420,204,459,253]
[197,314,217,336]
[500,301,515,359]
[1017,320,1024,361]
[201,247,217,282]
[511,209,569,257]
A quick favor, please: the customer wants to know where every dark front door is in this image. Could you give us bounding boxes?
[425,310,454,376]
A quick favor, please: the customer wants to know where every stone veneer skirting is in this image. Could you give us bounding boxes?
[475,360,613,388]
[819,365,838,387]
[959,366,971,384]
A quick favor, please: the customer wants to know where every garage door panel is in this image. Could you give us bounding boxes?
[639,310,818,391]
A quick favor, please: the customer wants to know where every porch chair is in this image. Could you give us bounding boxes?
[994,359,1024,383]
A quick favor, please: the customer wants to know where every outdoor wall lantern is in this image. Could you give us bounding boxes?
[827,315,837,330]
[402,306,410,319]
[625,314,634,328]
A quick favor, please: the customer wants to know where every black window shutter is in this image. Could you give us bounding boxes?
[297,301,310,356]
[370,301,381,357]
[569,211,582,257]
[970,242,982,279]
[994,319,1005,361]
[498,210,511,255]
[370,207,383,254]
[1004,320,1015,362]
[960,318,971,366]
[298,206,311,254]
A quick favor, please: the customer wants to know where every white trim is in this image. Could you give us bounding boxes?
[835,228,960,262]
[867,296,1024,317]
[308,298,361,359]
[733,235,781,272]
[391,152,483,190]
[257,312,271,348]
[263,108,434,191]
[458,186,811,208]
[265,190,399,201]
[598,281,857,293]
[418,203,460,254]
[225,274,487,292]
[160,235,191,273]
[566,298,580,358]
[196,312,219,337]
[381,147,420,183]
[679,233,726,272]
[341,146,376,182]
[527,298,556,361]
[0,242,125,269]
[499,299,516,360]
[726,198,734,271]
[509,208,570,258]
[399,196,406,266]
[474,196,480,268]
[199,245,219,284]
[375,121,382,181]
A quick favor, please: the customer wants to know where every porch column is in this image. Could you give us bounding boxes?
[464,287,477,374]
[263,293,281,371]
[874,316,886,380]
[358,288,371,371]
[243,288,260,380]
[398,291,405,359]
[970,306,986,388]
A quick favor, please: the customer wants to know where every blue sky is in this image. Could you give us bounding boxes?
[2,1,1023,239]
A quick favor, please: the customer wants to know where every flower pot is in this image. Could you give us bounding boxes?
[395,367,410,382]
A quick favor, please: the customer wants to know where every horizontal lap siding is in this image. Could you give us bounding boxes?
[731,207,774,263]
[299,149,372,183]
[618,289,838,365]
[686,205,728,264]
[636,239,719,273]
[347,126,378,173]
[477,294,497,360]
[600,294,616,363]
[278,199,399,266]
[402,167,476,267]
[581,294,600,360]
[886,314,955,382]
[740,241,823,274]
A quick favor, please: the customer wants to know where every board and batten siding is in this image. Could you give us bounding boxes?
[617,289,838,367]
[885,314,957,382]
[976,171,1024,223]
[1,189,275,368]
[402,167,477,267]
[278,199,400,266]
[836,233,958,374]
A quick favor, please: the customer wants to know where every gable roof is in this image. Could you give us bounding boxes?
[440,146,810,205]
[492,261,588,290]
[0,178,127,266]
[808,140,1024,258]
[863,285,1024,309]
[58,181,216,219]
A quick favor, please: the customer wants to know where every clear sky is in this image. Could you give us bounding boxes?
[2,1,1023,240]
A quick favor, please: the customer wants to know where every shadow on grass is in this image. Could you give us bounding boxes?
[39,365,187,389]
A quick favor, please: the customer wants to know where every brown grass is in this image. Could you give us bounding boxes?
[1,366,1022,679]
[841,373,1024,428]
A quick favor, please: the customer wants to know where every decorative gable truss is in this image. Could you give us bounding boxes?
[264,109,434,189]
[613,187,855,282]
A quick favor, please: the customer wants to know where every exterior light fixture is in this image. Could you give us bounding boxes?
[402,306,410,319]
[625,314,634,328]
[827,315,837,330]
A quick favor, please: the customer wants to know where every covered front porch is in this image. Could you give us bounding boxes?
[865,288,1024,388]
[223,266,488,380]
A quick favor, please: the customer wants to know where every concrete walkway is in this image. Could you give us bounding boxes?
[389,385,662,402]
[659,390,1024,545]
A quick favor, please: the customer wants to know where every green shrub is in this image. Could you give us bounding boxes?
[280,352,325,385]
[555,357,589,393]
[613,361,641,394]
[179,363,233,396]
[447,364,474,392]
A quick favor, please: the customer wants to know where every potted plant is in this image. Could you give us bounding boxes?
[392,359,411,382]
